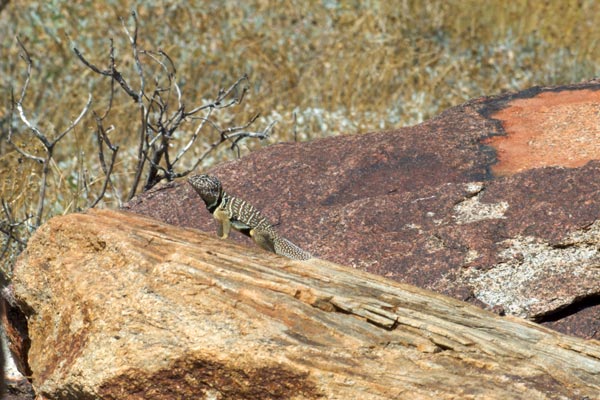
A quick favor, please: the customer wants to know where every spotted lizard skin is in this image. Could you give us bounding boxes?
[188,174,311,260]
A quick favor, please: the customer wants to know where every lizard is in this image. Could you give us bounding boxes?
[188,174,311,260]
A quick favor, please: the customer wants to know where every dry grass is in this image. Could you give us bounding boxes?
[1,0,600,273]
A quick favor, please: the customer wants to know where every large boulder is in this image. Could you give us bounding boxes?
[10,209,600,399]
[126,80,600,340]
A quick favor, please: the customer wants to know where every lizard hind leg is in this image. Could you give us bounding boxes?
[249,229,277,254]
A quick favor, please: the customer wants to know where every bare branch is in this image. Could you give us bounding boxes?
[0,198,30,285]
[6,138,44,163]
[220,113,260,136]
[92,39,118,120]
[176,141,221,179]
[74,16,270,195]
[90,113,119,208]
[140,49,176,79]
[15,102,50,148]
[0,200,28,247]
[14,38,92,227]
[3,13,278,293]
[185,74,249,116]
[34,157,50,227]
[73,46,141,103]
[127,104,148,200]
[171,107,214,166]
[51,94,92,145]
[140,50,179,113]
[86,45,124,207]
[15,37,52,149]
[158,50,176,76]
[0,208,28,287]
[8,93,44,163]
[15,36,32,105]
[173,117,274,180]
[293,112,298,142]
[0,236,9,265]
[121,11,145,101]
[233,119,275,138]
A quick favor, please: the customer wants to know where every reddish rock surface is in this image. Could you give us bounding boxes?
[125,80,600,340]
[485,88,600,175]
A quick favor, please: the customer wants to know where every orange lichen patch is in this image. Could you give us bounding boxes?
[484,89,600,176]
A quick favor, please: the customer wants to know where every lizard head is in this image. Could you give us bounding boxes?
[188,174,223,210]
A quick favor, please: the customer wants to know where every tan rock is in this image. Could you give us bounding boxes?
[11,209,600,399]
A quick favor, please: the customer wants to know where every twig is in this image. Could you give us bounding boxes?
[15,37,51,149]
[173,119,275,179]
[0,200,27,247]
[8,89,44,163]
[128,103,148,200]
[74,13,271,197]
[14,37,92,226]
[73,46,141,103]
[52,94,92,146]
[90,112,120,208]
[171,107,214,166]
[121,10,145,101]
[0,199,30,280]
[293,112,298,142]
[185,74,249,116]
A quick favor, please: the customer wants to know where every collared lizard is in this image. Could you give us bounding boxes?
[188,174,311,260]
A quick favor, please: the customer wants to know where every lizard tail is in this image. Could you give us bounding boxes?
[274,237,312,261]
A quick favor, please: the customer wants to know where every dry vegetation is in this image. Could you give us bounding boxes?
[1,0,600,276]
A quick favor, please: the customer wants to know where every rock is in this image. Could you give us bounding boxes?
[125,80,600,340]
[0,303,4,397]
[2,273,34,399]
[11,209,600,398]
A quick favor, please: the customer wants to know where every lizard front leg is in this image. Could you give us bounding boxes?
[213,209,232,239]
[249,229,277,254]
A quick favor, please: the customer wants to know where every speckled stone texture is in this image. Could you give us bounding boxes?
[125,80,600,340]
[10,210,600,398]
